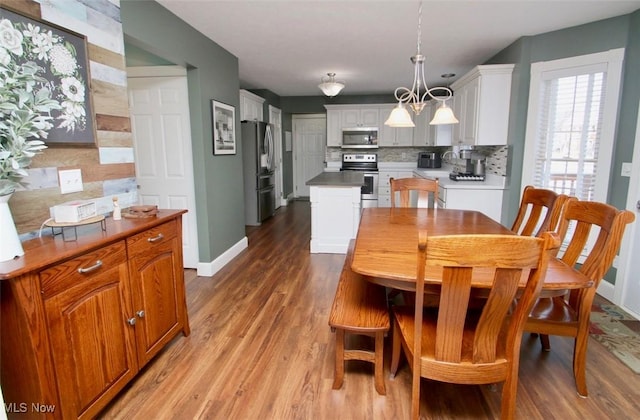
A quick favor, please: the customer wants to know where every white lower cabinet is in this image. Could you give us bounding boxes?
[438,186,503,223]
[378,169,414,207]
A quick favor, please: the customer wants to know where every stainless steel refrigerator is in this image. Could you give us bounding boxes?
[241,120,276,226]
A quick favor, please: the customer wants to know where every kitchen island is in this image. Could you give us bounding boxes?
[306,171,364,253]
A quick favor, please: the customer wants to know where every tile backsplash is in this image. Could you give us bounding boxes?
[327,145,508,176]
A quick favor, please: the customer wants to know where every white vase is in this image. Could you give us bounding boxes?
[0,193,25,262]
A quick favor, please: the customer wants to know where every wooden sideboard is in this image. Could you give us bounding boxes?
[0,210,189,419]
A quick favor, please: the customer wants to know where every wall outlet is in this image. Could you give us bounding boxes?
[621,162,632,177]
[59,169,84,194]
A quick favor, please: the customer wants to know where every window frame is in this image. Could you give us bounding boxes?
[521,48,625,204]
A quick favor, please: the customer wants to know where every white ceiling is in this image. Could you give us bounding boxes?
[157,0,640,97]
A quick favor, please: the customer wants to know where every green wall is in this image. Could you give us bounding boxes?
[121,0,244,263]
[486,12,638,225]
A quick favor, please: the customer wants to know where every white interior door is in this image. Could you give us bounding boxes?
[619,103,640,319]
[293,114,326,197]
[269,105,283,207]
[127,66,199,269]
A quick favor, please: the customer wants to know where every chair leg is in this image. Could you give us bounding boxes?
[374,331,386,395]
[539,334,550,351]
[500,373,518,420]
[390,320,401,377]
[410,366,421,420]
[573,332,589,397]
[332,329,345,390]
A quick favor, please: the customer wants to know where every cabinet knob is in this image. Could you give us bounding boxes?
[136,310,145,318]
[127,317,137,326]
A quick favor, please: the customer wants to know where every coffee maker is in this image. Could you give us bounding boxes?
[459,149,473,173]
[450,149,486,181]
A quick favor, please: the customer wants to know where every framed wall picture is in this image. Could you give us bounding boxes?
[0,6,96,147]
[212,100,236,155]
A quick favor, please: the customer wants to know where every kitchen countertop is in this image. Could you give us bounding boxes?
[306,171,365,187]
[413,169,506,190]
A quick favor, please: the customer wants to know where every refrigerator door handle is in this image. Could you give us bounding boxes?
[265,124,274,171]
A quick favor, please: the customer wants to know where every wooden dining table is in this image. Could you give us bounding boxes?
[351,207,593,294]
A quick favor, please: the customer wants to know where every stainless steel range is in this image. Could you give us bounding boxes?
[341,153,379,208]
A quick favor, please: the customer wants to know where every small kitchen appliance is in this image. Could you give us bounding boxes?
[418,152,441,168]
[341,153,379,207]
[449,150,485,181]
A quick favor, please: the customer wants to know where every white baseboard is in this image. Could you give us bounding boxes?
[597,279,615,302]
[280,193,293,207]
[196,236,248,277]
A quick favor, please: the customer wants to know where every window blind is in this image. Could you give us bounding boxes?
[533,67,607,201]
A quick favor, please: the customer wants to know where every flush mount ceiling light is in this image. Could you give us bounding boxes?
[318,73,345,97]
[385,1,459,127]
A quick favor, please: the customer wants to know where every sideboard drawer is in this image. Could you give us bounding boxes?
[39,241,127,298]
[126,219,178,257]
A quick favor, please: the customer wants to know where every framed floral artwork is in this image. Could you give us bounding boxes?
[0,6,96,147]
[212,100,236,155]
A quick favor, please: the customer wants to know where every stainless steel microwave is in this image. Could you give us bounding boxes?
[341,127,378,149]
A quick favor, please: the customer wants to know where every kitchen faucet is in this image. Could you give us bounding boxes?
[441,150,458,163]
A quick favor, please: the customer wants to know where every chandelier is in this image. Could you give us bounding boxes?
[385,1,459,127]
[318,73,345,97]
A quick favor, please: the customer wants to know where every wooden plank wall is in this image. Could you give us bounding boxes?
[3,0,136,235]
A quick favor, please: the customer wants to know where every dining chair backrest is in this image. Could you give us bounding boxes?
[390,177,438,208]
[524,199,635,397]
[400,231,558,419]
[511,185,573,237]
[556,199,635,285]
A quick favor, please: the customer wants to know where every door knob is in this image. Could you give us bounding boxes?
[127,317,136,326]
[136,310,145,318]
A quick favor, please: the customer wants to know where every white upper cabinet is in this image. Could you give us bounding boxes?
[240,89,265,122]
[379,104,413,146]
[341,107,380,127]
[413,103,452,146]
[326,110,342,147]
[325,105,381,147]
[450,64,514,146]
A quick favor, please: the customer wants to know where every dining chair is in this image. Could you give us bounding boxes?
[388,177,440,305]
[524,200,635,397]
[390,231,559,420]
[511,185,572,237]
[390,177,438,208]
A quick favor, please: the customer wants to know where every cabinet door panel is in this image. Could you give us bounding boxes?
[128,235,184,365]
[326,110,341,147]
[462,77,479,144]
[43,262,136,419]
[360,108,380,126]
[341,109,360,127]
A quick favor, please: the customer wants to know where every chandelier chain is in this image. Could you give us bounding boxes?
[416,1,422,55]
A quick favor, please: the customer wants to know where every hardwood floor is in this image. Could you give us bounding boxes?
[101,201,640,419]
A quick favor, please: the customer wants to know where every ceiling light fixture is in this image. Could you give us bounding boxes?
[385,1,459,127]
[318,73,345,97]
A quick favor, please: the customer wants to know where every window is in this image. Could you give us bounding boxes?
[522,49,625,258]
[522,49,625,203]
